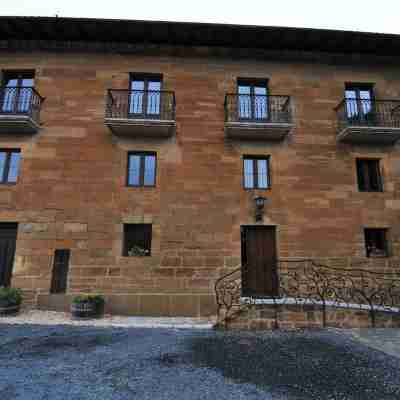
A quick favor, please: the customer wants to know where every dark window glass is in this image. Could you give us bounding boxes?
[1,70,34,113]
[0,150,21,184]
[127,152,156,187]
[129,74,162,116]
[243,156,270,189]
[345,83,374,120]
[237,79,268,120]
[365,228,388,257]
[123,224,152,257]
[356,159,382,192]
[50,249,71,294]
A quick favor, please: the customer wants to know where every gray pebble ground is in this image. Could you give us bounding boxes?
[1,323,400,400]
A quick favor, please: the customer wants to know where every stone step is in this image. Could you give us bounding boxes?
[222,303,400,330]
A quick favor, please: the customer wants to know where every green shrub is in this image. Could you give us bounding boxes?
[72,293,105,307]
[0,287,23,306]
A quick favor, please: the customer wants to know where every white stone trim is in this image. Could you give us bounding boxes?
[240,297,400,313]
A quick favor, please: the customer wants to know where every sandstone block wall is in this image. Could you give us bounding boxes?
[0,47,399,316]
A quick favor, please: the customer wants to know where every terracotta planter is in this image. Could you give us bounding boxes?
[0,301,20,316]
[71,301,104,319]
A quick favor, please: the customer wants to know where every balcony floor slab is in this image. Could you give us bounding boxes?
[0,114,40,134]
[105,118,176,138]
[225,121,293,140]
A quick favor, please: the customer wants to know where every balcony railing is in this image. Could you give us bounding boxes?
[0,87,44,133]
[105,89,176,137]
[336,98,400,144]
[225,94,291,123]
[224,94,293,140]
[105,89,175,120]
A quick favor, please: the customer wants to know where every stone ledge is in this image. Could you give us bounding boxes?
[37,293,217,317]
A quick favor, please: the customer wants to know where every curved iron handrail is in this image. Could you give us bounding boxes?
[215,259,400,328]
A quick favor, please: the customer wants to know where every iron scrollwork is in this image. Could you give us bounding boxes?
[215,259,400,328]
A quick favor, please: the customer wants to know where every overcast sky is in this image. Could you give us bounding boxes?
[2,0,400,34]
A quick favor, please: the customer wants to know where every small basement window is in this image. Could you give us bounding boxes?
[364,228,388,257]
[123,224,152,256]
[356,159,383,192]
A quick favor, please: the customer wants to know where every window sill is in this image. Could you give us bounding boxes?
[122,255,152,258]
[126,186,156,189]
[243,187,271,191]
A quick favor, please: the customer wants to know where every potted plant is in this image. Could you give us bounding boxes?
[71,294,105,319]
[0,287,22,316]
[128,245,150,257]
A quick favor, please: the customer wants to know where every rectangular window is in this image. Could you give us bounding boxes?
[50,249,71,294]
[129,73,162,117]
[364,228,388,257]
[123,224,152,257]
[345,83,374,120]
[237,78,268,120]
[0,149,21,184]
[127,152,156,187]
[1,70,35,113]
[356,159,382,192]
[243,156,270,189]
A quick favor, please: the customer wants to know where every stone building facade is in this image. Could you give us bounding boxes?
[0,17,400,317]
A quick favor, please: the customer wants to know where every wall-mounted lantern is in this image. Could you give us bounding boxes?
[254,196,267,222]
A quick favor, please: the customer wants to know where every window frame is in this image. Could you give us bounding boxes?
[128,73,163,119]
[242,155,271,190]
[237,78,269,122]
[0,149,21,185]
[364,228,389,258]
[1,70,35,114]
[127,151,157,188]
[356,158,383,192]
[345,82,375,100]
[123,223,152,257]
[2,70,35,86]
[344,82,375,121]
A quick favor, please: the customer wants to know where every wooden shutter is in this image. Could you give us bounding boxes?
[369,160,382,191]
[356,159,366,191]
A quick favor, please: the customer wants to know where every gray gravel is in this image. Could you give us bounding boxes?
[1,324,400,399]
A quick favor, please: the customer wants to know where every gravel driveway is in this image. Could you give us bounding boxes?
[1,323,400,400]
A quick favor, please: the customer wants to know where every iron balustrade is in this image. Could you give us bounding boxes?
[0,87,44,124]
[106,89,176,121]
[335,98,400,133]
[225,94,292,124]
[215,259,400,328]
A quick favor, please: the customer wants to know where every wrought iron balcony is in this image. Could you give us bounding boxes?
[105,89,176,137]
[224,94,293,140]
[0,87,44,134]
[336,98,400,144]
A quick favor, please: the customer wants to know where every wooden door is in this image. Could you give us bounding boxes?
[241,226,278,297]
[0,223,18,287]
[50,249,71,294]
